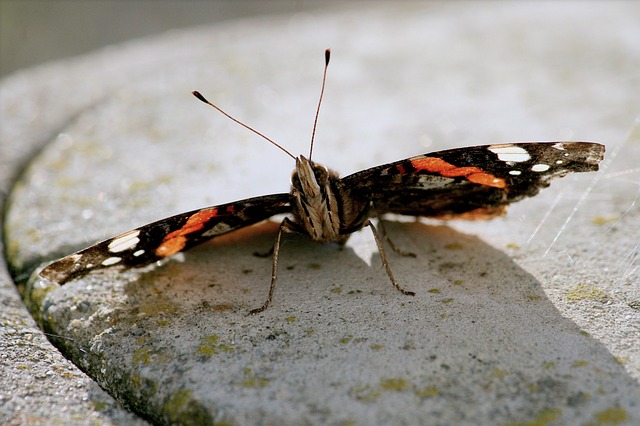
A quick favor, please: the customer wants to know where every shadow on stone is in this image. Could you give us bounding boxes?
[26,220,639,425]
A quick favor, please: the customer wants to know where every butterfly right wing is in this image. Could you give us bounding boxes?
[40,193,292,285]
[342,142,604,219]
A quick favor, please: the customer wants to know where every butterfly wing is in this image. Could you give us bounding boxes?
[342,142,605,219]
[40,193,292,284]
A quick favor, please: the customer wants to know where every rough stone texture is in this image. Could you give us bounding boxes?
[3,2,639,425]
[0,13,150,426]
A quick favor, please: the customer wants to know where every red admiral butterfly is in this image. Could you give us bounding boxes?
[40,49,605,314]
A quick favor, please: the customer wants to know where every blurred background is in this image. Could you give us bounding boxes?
[0,0,330,78]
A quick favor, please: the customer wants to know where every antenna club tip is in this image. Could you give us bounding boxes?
[325,49,331,64]
[192,90,208,103]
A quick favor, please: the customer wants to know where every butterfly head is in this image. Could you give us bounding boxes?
[292,155,333,199]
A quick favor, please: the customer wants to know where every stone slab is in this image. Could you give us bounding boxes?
[3,2,640,425]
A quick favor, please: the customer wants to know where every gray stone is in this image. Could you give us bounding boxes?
[3,2,640,425]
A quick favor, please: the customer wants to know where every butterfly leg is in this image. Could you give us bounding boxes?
[364,219,416,296]
[248,218,293,314]
[373,211,416,258]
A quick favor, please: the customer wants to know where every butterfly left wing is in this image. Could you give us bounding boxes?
[342,142,605,219]
[40,193,291,285]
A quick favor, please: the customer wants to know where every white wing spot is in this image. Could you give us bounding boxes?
[531,164,550,172]
[133,249,145,257]
[552,143,566,150]
[108,230,141,253]
[509,170,522,176]
[488,145,531,162]
[555,160,564,164]
[101,257,122,266]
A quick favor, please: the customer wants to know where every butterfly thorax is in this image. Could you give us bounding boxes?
[289,155,369,244]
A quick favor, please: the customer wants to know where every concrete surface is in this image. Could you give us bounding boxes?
[2,2,639,425]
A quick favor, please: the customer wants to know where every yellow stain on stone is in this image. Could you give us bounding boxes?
[592,216,618,225]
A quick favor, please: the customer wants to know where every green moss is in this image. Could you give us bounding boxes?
[91,400,109,411]
[162,388,213,426]
[503,408,561,426]
[23,276,58,323]
[349,384,380,403]
[197,335,234,357]
[138,300,178,316]
[240,368,270,388]
[416,385,439,398]
[131,345,172,365]
[613,356,627,365]
[571,360,589,368]
[541,360,556,369]
[590,406,629,425]
[566,284,606,301]
[285,316,296,323]
[339,335,353,344]
[129,373,157,397]
[132,347,154,365]
[427,288,440,294]
[492,367,507,379]
[131,373,141,389]
[380,377,409,391]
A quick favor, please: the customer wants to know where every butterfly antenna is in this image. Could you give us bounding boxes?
[192,90,296,160]
[309,49,331,160]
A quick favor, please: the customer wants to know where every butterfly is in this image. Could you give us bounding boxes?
[40,49,605,314]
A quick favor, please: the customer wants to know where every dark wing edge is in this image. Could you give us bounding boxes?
[342,142,605,219]
[39,193,291,285]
